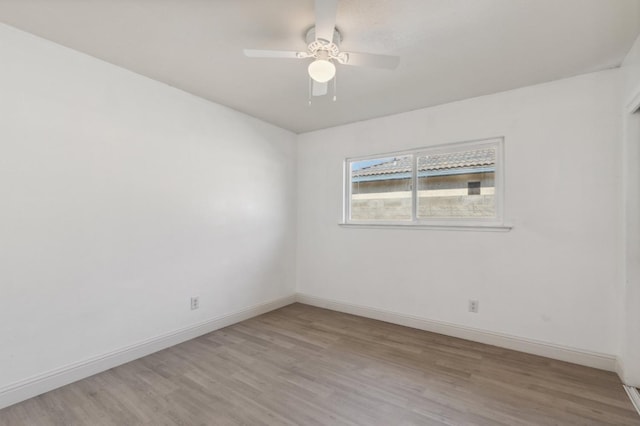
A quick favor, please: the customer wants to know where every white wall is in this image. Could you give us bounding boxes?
[620,33,640,386]
[297,70,623,356]
[0,23,297,390]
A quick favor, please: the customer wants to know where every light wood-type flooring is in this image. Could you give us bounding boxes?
[1,303,638,425]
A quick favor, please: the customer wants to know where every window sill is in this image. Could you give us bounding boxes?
[338,222,513,232]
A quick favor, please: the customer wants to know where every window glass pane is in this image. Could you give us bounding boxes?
[350,155,413,221]
[417,147,496,219]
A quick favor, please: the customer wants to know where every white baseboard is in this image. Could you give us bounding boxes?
[623,385,640,416]
[296,293,616,372]
[0,294,296,410]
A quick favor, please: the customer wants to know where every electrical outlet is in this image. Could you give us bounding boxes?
[468,300,479,313]
[190,297,199,310]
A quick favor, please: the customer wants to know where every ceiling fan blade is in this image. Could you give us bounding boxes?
[312,80,328,96]
[342,52,400,70]
[315,0,338,43]
[243,49,302,59]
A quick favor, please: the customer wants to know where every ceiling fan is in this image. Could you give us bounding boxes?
[243,0,400,100]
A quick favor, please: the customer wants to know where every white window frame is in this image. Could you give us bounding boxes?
[342,137,510,231]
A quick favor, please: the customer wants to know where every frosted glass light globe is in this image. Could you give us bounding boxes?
[308,59,336,83]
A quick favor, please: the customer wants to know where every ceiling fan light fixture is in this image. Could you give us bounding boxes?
[308,59,336,83]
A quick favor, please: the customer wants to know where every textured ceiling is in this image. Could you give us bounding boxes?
[1,0,639,133]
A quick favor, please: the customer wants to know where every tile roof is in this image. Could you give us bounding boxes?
[353,148,495,177]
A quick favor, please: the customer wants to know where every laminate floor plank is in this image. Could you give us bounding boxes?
[1,303,638,425]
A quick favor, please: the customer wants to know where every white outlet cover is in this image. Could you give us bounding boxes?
[190,297,199,310]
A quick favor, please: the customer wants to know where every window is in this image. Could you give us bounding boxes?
[467,181,481,195]
[344,137,505,228]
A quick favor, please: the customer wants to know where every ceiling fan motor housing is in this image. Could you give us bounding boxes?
[303,27,348,64]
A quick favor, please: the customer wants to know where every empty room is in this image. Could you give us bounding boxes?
[1,0,640,424]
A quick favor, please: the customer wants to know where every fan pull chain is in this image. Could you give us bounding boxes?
[333,73,337,101]
[308,77,312,106]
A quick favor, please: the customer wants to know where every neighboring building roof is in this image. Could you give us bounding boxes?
[352,148,495,182]
[419,148,495,171]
